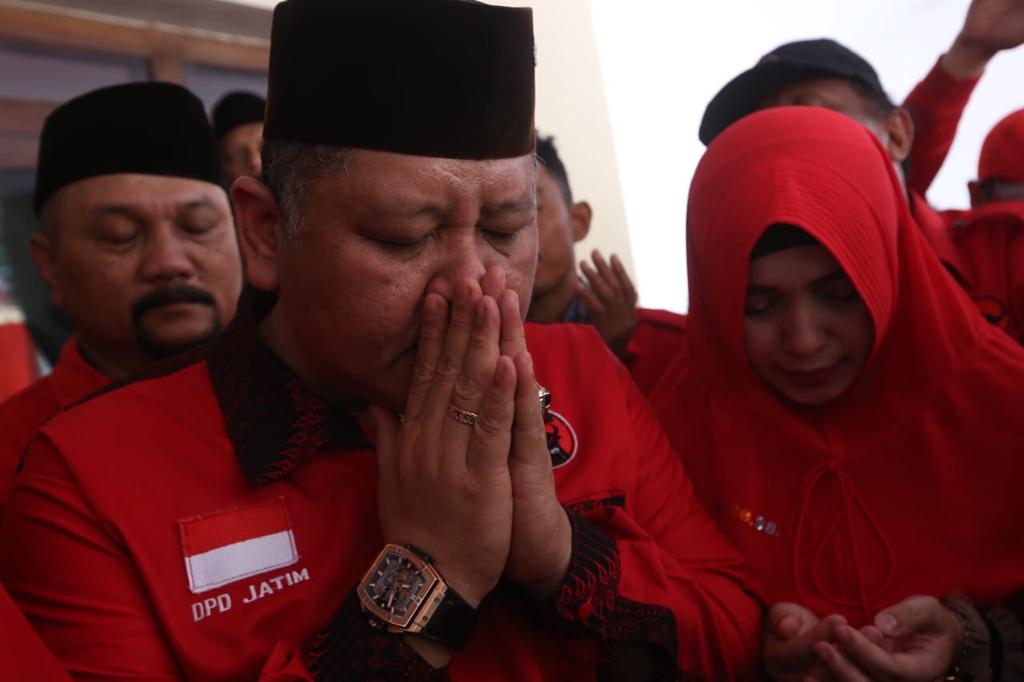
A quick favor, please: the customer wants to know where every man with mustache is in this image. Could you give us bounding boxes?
[0,82,243,515]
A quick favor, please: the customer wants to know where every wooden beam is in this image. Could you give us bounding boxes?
[148,53,184,84]
[0,3,269,72]
[0,98,56,135]
[0,133,39,169]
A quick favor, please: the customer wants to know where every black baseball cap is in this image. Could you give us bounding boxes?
[699,38,888,145]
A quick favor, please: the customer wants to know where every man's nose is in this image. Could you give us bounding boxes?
[425,236,490,302]
[139,228,196,282]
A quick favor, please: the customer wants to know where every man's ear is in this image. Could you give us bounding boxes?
[569,201,593,243]
[28,231,63,309]
[884,107,915,164]
[231,176,283,291]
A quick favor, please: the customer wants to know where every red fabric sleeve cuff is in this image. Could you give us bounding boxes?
[544,513,679,670]
[305,590,449,681]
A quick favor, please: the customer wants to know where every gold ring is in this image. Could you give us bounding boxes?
[448,404,479,426]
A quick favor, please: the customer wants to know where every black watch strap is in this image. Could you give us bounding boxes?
[399,545,478,651]
[419,586,478,651]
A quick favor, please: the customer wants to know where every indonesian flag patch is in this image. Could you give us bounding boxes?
[179,497,299,594]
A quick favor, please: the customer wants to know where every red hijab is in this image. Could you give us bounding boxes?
[651,107,1024,626]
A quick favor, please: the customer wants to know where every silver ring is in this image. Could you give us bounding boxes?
[537,384,551,411]
[448,404,479,426]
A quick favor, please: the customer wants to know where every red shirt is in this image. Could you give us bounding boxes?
[0,584,69,681]
[0,299,762,680]
[901,60,1024,340]
[902,58,980,198]
[651,107,1024,626]
[0,339,107,518]
[624,308,688,396]
[949,201,1024,343]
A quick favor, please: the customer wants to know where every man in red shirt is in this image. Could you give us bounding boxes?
[0,1,763,679]
[526,134,686,395]
[0,82,243,514]
[943,109,1024,341]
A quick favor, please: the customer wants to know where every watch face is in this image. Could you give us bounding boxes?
[362,550,434,626]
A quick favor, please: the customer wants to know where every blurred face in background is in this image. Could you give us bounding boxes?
[220,122,264,183]
[760,78,914,178]
[32,174,243,378]
[529,165,591,321]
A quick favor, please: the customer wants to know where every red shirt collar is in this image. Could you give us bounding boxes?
[207,288,369,483]
[50,339,110,409]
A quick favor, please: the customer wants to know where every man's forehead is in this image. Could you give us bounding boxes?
[321,149,535,205]
[761,78,862,109]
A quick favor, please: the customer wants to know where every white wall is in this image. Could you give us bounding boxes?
[489,0,635,280]
[592,0,1024,312]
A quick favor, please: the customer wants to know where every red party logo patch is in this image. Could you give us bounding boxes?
[544,410,577,468]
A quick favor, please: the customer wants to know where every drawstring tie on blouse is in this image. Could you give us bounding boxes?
[791,459,896,623]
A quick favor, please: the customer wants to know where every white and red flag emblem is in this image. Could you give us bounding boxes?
[179,497,299,594]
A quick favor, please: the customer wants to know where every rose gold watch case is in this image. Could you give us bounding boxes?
[357,543,449,634]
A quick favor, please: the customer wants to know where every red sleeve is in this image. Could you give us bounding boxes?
[0,585,70,682]
[540,364,764,680]
[622,310,687,396]
[258,591,449,681]
[902,58,980,196]
[0,436,186,679]
[0,383,58,521]
[300,592,448,681]
[2,437,440,682]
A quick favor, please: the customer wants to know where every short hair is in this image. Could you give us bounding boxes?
[260,140,350,243]
[535,134,573,204]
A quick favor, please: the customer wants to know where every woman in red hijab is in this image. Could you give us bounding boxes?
[651,107,1024,680]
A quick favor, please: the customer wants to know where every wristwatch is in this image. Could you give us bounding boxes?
[357,543,478,650]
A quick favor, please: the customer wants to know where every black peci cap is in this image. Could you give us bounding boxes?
[212,91,266,141]
[699,39,888,146]
[34,82,221,214]
[263,0,536,160]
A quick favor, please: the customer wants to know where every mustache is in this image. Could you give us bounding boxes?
[131,285,216,321]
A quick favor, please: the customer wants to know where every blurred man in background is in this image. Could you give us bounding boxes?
[0,82,243,515]
[946,108,1024,341]
[212,91,265,185]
